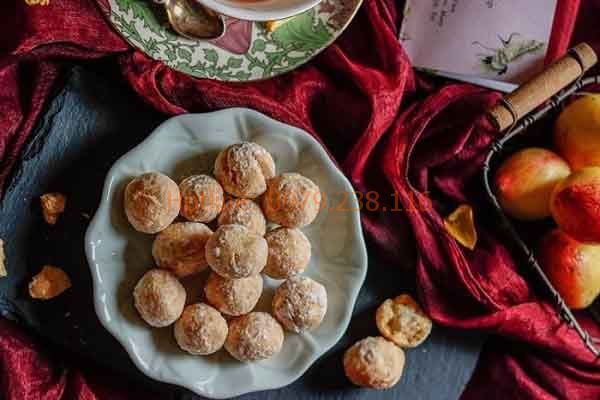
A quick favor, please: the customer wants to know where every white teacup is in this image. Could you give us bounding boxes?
[196,0,322,21]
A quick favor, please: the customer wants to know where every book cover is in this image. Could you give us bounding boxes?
[400,0,558,90]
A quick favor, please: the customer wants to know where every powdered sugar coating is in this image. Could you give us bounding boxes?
[264,228,311,279]
[152,222,213,278]
[205,272,263,316]
[174,303,228,355]
[214,142,276,199]
[205,224,268,279]
[343,336,405,389]
[262,173,321,228]
[272,276,327,332]
[133,269,186,327]
[179,175,224,223]
[218,199,267,236]
[225,312,284,362]
[124,172,181,234]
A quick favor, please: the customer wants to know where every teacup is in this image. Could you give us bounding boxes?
[196,0,322,21]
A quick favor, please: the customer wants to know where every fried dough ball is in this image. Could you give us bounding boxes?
[218,199,266,236]
[152,222,213,278]
[133,269,186,327]
[264,228,311,279]
[262,173,321,228]
[375,294,432,348]
[225,312,284,362]
[272,276,327,332]
[179,175,224,223]
[174,303,228,355]
[204,272,263,316]
[214,142,276,198]
[205,224,268,279]
[124,172,180,234]
[343,337,405,389]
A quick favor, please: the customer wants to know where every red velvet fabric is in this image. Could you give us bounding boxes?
[0,319,158,399]
[1,0,599,399]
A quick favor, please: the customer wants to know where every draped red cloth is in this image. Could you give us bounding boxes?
[2,0,600,399]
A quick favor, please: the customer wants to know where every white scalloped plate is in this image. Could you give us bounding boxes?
[84,108,367,398]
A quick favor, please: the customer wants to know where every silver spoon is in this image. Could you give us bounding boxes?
[157,0,225,40]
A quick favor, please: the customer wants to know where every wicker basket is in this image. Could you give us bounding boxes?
[483,43,600,356]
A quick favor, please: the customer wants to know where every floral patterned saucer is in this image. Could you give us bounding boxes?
[105,0,362,81]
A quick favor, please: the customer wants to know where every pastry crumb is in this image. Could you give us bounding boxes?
[0,239,6,277]
[29,265,71,300]
[40,192,67,225]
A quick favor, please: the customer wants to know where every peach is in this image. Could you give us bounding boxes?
[494,148,571,220]
[538,229,600,309]
[555,94,600,170]
[550,167,600,242]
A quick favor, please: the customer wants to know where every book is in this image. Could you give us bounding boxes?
[399,0,559,92]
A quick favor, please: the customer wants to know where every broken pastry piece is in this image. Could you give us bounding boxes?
[375,294,432,348]
[40,192,67,225]
[29,265,71,300]
[0,239,6,277]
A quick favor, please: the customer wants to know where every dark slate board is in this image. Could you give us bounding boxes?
[0,64,485,399]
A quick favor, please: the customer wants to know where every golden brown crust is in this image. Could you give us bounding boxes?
[262,173,321,228]
[133,269,186,327]
[214,142,276,199]
[29,265,71,300]
[204,272,263,316]
[124,172,181,234]
[152,222,213,278]
[343,337,405,389]
[174,303,228,355]
[179,175,224,223]
[225,312,284,362]
[375,294,432,348]
[264,228,311,279]
[205,224,268,279]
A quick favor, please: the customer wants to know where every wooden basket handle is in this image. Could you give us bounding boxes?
[487,43,598,133]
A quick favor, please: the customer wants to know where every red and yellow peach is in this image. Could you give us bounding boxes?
[555,94,600,170]
[550,167,600,243]
[538,229,600,309]
[494,147,571,220]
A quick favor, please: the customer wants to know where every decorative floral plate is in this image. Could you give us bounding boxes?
[84,109,368,398]
[105,0,362,81]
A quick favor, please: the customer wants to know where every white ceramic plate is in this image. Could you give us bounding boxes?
[85,108,367,398]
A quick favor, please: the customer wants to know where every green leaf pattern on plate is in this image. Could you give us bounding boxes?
[108,0,361,81]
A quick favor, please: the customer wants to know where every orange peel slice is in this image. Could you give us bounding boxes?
[444,204,477,250]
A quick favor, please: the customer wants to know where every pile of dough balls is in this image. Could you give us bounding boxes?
[123,142,327,362]
[343,294,432,390]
